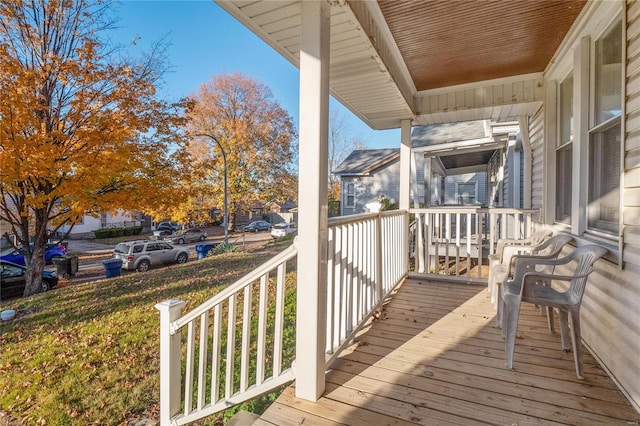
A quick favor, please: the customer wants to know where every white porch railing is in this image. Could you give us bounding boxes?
[410,207,538,282]
[156,210,410,425]
[155,245,297,426]
[325,210,409,364]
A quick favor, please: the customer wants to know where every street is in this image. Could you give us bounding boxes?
[58,228,275,284]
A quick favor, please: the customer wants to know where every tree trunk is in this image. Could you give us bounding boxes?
[23,244,46,297]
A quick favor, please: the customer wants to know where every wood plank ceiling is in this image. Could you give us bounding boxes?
[377,0,587,91]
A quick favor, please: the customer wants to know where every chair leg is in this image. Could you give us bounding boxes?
[546,306,554,332]
[558,309,571,351]
[496,283,503,329]
[503,295,521,369]
[569,308,584,379]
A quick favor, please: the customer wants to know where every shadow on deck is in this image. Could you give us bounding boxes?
[255,278,639,425]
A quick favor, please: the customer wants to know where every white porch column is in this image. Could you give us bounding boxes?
[399,119,412,210]
[295,0,330,401]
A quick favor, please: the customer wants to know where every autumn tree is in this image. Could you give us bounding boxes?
[0,0,190,296]
[185,72,297,228]
[328,110,366,215]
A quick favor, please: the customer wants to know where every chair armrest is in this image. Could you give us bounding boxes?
[511,254,573,284]
[518,271,592,296]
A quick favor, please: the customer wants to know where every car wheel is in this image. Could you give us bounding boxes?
[137,260,150,272]
[254,228,259,233]
[199,235,205,241]
[178,238,185,244]
[176,252,188,264]
[41,280,50,292]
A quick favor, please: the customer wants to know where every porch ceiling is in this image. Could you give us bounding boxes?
[216,0,586,129]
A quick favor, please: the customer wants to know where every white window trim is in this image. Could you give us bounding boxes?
[344,182,355,208]
[454,181,478,205]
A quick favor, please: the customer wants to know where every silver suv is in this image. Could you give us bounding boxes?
[113,240,189,272]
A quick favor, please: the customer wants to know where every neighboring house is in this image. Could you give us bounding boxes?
[264,199,298,224]
[334,148,421,215]
[335,120,522,215]
[57,211,147,239]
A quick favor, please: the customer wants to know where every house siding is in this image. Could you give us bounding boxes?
[530,108,545,213]
[340,155,425,215]
[545,3,640,412]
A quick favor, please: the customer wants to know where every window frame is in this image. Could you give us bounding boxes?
[555,71,574,225]
[586,17,623,238]
[344,182,355,208]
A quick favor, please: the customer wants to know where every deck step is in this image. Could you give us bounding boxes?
[226,410,261,426]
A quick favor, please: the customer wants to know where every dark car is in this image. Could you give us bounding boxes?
[153,222,180,238]
[0,243,67,266]
[242,220,271,233]
[0,260,59,298]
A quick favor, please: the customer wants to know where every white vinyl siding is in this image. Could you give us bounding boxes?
[530,108,545,214]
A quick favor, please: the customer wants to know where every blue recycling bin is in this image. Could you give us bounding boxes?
[103,258,123,278]
[195,244,213,260]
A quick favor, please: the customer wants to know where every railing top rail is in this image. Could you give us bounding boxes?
[172,243,298,331]
[410,207,539,215]
[328,210,407,227]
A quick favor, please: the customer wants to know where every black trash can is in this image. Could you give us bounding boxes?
[52,255,79,278]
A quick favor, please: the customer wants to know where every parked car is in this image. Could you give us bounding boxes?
[153,221,179,238]
[164,228,207,244]
[242,220,271,233]
[0,260,59,298]
[271,223,297,238]
[0,243,67,266]
[112,240,189,272]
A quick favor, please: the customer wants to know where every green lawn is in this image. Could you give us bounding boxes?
[0,240,295,425]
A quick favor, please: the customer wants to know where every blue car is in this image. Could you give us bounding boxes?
[0,243,67,266]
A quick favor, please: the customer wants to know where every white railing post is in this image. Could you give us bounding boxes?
[375,213,383,303]
[156,299,186,426]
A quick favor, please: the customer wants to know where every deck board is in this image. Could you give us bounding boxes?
[258,278,640,425]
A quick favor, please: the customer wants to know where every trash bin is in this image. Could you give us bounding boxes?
[195,244,213,260]
[52,255,79,278]
[103,258,123,278]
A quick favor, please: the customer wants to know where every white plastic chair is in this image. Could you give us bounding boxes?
[495,234,573,329]
[488,229,553,307]
[501,245,607,378]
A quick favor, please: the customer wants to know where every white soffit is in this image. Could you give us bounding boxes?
[215,0,414,130]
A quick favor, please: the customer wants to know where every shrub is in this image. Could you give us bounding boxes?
[109,228,124,237]
[94,229,110,239]
[211,243,239,254]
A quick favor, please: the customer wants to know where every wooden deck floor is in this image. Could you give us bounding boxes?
[255,278,640,425]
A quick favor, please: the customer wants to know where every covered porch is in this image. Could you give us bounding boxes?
[155,1,640,424]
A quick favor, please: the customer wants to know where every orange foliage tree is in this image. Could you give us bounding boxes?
[184,72,298,228]
[0,0,191,296]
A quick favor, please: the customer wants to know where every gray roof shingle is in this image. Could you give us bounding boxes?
[333,148,399,176]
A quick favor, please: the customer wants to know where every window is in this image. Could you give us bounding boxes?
[588,20,622,235]
[456,182,477,205]
[345,182,355,208]
[556,73,573,224]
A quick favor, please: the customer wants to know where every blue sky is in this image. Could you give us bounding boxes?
[110,0,400,149]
